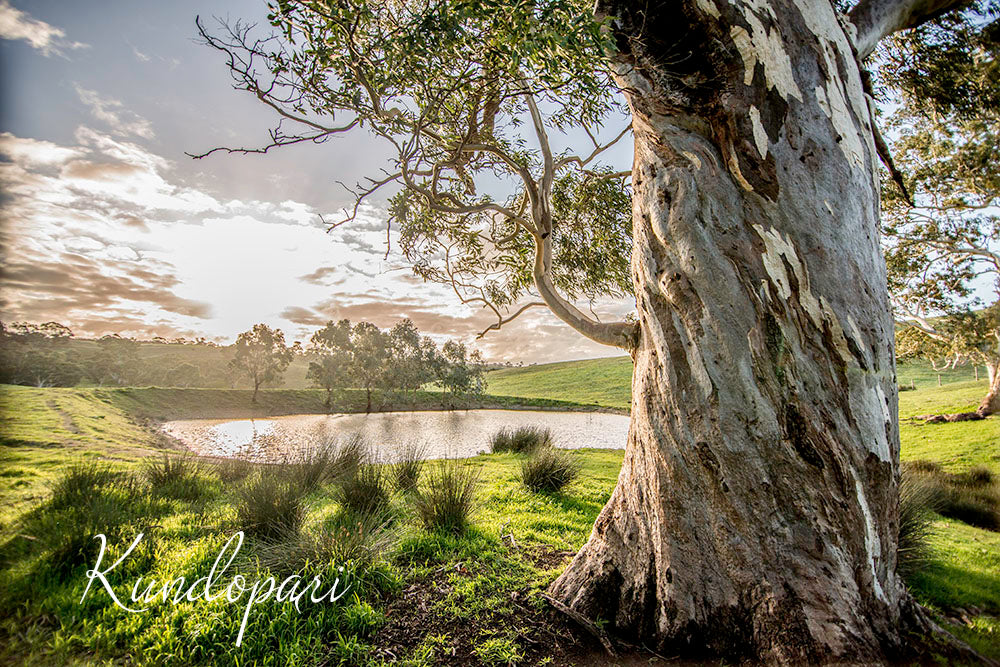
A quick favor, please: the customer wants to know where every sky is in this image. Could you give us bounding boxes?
[0,0,634,363]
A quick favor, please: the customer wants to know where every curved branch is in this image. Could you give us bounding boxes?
[525,89,555,232]
[532,235,637,350]
[849,0,972,59]
[555,124,632,172]
[476,302,546,338]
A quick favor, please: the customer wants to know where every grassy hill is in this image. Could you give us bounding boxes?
[486,355,989,410]
[487,356,633,409]
[0,359,997,662]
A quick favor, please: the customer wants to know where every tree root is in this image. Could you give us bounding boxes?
[899,596,999,667]
[916,412,985,424]
[540,592,618,658]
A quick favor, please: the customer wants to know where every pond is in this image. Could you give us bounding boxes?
[162,409,631,462]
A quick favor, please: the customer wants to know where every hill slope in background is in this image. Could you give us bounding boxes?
[486,356,985,410]
[7,337,984,394]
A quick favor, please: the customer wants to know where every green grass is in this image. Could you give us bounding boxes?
[1,359,998,663]
[899,381,1000,473]
[0,384,604,524]
[486,356,633,409]
[895,359,986,390]
[485,356,986,410]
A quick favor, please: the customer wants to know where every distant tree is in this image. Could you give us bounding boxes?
[0,322,83,387]
[349,322,392,412]
[306,319,353,408]
[1,340,80,388]
[229,324,294,403]
[5,321,73,343]
[881,12,1000,417]
[84,335,143,387]
[434,341,485,396]
[164,362,203,388]
[387,319,428,394]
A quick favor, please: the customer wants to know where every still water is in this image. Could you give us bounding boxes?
[162,409,630,461]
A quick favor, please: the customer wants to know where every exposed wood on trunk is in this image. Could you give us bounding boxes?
[547,0,983,661]
[978,362,1000,417]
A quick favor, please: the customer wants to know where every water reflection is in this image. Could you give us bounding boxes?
[162,409,630,461]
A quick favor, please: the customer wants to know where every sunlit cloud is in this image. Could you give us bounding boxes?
[75,85,156,139]
[0,1,87,56]
[0,127,630,362]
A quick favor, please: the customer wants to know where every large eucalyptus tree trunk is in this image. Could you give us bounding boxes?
[979,361,1000,417]
[549,0,941,660]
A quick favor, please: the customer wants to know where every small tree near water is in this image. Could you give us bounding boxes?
[230,323,293,403]
[306,319,353,408]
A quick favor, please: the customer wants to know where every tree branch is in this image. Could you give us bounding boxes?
[849,0,972,59]
[532,235,637,350]
[476,302,546,338]
[555,124,632,172]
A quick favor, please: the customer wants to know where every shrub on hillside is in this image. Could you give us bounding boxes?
[411,460,479,535]
[489,426,552,454]
[520,447,580,493]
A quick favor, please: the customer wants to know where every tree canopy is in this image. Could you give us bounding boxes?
[195,0,635,347]
[304,317,485,410]
[230,323,295,402]
[878,0,1000,413]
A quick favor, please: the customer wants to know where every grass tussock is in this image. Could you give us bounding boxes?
[283,435,365,494]
[898,468,939,578]
[213,456,255,484]
[25,464,150,579]
[391,441,428,492]
[235,470,307,541]
[902,461,1000,532]
[49,462,124,510]
[257,508,398,574]
[411,459,479,535]
[520,446,580,493]
[142,454,205,500]
[488,425,552,454]
[335,464,392,515]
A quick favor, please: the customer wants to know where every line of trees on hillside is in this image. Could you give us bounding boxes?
[0,322,161,388]
[0,319,486,404]
[230,319,485,408]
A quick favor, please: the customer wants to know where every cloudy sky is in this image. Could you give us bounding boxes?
[0,0,634,363]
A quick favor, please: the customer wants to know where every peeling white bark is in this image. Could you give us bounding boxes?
[546,0,959,660]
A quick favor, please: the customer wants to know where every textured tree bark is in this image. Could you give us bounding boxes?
[978,361,1000,417]
[548,0,970,661]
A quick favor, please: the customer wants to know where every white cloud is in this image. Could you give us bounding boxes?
[0,1,87,56]
[0,129,625,362]
[0,132,83,166]
[75,86,155,139]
